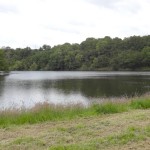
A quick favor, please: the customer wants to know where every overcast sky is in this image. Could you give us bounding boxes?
[0,0,150,48]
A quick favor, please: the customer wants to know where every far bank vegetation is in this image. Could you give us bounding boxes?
[1,35,150,71]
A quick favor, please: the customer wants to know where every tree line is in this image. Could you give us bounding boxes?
[1,35,150,71]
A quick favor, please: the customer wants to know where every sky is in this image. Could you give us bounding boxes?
[0,0,150,48]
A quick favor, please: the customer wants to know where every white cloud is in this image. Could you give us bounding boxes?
[0,0,150,48]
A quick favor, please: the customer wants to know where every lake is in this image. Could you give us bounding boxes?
[0,71,150,109]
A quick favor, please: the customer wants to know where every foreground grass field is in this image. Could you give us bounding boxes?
[0,109,150,150]
[0,95,150,149]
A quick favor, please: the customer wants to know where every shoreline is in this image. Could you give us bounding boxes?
[0,94,149,126]
[0,94,149,149]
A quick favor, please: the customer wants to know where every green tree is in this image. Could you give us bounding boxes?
[141,47,150,67]
[80,38,97,51]
[41,44,51,51]
[30,62,38,70]
[3,35,150,71]
[0,50,8,71]
[96,36,112,56]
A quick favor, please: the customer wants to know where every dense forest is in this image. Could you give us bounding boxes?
[1,35,150,71]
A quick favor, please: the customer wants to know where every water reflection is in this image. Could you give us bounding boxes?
[0,76,5,97]
[51,76,150,97]
[0,71,149,109]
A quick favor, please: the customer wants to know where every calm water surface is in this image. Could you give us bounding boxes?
[0,71,150,109]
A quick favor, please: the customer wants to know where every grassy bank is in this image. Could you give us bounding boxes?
[0,108,150,150]
[0,94,150,126]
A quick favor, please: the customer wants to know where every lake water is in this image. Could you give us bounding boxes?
[0,71,150,109]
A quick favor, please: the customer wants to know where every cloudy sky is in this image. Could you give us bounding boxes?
[0,0,150,48]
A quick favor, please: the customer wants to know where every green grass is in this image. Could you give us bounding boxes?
[0,95,150,126]
[0,108,150,150]
[92,102,128,114]
[49,125,150,150]
[130,98,150,109]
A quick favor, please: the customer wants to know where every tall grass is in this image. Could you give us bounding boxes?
[0,95,150,126]
[92,102,128,114]
[130,98,150,109]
